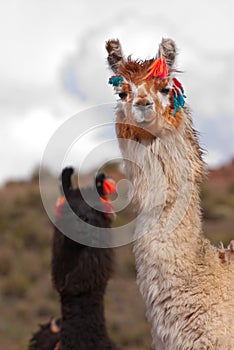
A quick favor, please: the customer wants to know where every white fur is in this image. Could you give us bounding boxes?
[107,37,234,349]
[131,82,155,123]
[118,111,234,350]
[156,90,169,110]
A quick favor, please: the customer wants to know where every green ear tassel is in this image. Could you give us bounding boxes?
[108,75,124,87]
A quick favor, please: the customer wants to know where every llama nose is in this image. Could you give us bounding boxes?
[133,98,153,108]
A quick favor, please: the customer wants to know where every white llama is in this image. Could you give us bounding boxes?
[106,38,234,350]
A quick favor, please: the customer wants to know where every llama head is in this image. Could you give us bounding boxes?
[52,169,116,294]
[56,168,116,224]
[106,38,187,143]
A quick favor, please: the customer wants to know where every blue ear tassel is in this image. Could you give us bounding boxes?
[172,93,186,117]
[171,78,186,117]
[108,75,124,87]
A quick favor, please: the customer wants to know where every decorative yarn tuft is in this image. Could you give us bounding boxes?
[143,56,168,80]
[172,78,186,117]
[108,75,124,87]
[55,196,66,217]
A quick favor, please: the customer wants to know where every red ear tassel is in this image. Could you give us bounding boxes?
[103,179,116,195]
[55,196,66,217]
[100,196,115,213]
[173,77,183,91]
[143,56,168,80]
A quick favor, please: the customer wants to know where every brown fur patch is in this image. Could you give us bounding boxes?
[164,108,183,129]
[119,57,154,83]
[116,122,155,142]
[106,39,123,74]
[218,247,234,264]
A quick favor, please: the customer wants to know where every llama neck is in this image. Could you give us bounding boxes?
[121,121,204,241]
[60,291,115,350]
[120,126,208,321]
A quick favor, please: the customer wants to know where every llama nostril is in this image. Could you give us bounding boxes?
[133,99,153,108]
[145,101,153,107]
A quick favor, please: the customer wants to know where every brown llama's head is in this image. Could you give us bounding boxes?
[106,38,187,143]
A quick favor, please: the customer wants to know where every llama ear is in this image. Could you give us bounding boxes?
[158,38,177,69]
[61,167,74,198]
[106,39,124,74]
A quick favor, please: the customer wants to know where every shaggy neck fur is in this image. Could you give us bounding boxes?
[52,230,120,350]
[117,111,234,350]
[60,292,115,350]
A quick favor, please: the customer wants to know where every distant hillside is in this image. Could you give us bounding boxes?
[0,160,233,350]
[202,159,234,245]
[205,159,234,192]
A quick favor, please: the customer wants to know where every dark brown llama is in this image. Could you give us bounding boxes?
[29,168,120,350]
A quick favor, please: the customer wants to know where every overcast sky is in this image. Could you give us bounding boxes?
[0,0,233,185]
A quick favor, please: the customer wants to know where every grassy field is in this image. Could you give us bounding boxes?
[0,162,234,350]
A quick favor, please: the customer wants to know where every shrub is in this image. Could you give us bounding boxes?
[2,273,32,298]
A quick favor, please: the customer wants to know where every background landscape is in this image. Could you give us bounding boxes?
[0,1,233,349]
[1,0,233,185]
[0,160,234,350]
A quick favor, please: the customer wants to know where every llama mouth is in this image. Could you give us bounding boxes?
[133,103,154,110]
[134,113,155,125]
[133,112,155,125]
[136,119,154,127]
[133,105,155,125]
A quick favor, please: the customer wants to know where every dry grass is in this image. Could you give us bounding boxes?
[0,163,234,350]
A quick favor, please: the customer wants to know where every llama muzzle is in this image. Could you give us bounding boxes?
[132,104,155,125]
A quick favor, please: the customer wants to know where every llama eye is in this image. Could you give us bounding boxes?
[118,92,127,99]
[160,88,170,95]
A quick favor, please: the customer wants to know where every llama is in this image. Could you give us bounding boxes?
[106,38,234,349]
[29,318,61,350]
[29,168,120,350]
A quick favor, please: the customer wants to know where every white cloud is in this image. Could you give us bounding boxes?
[205,150,224,169]
[63,128,121,175]
[0,0,233,185]
[39,104,121,180]
[0,108,62,184]
[61,9,234,116]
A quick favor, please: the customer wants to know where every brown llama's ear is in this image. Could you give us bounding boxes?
[106,39,124,73]
[158,38,177,69]
[61,167,74,198]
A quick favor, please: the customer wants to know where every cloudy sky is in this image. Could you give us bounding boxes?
[0,0,233,185]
